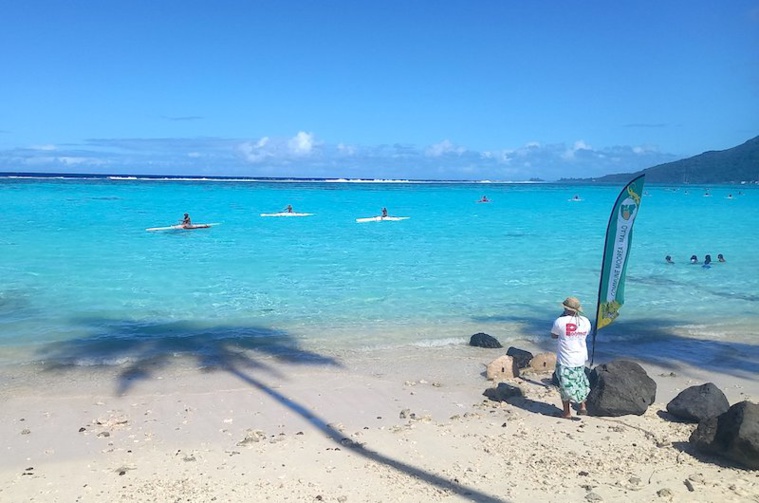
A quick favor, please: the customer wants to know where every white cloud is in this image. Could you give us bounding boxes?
[288,131,315,156]
[426,139,465,157]
[58,156,90,165]
[239,132,319,163]
[481,150,512,163]
[632,144,659,155]
[30,144,57,151]
[0,134,679,181]
[337,143,356,156]
[21,154,107,167]
[562,140,592,160]
[239,137,271,163]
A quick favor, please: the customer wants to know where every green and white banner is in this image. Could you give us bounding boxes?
[594,174,646,331]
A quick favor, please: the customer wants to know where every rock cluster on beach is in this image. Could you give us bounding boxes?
[480,342,759,472]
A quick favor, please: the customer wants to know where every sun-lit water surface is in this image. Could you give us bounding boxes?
[1,177,757,369]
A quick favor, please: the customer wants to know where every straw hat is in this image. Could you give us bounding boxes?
[561,297,583,314]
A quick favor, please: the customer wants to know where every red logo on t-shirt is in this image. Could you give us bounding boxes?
[566,323,578,334]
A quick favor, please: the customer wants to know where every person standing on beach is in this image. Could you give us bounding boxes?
[551,297,591,419]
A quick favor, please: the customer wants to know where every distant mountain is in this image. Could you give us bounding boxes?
[579,135,759,184]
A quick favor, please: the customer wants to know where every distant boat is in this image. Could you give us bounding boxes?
[260,212,313,217]
[356,216,410,223]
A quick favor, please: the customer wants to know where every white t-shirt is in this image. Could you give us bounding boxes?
[551,314,591,367]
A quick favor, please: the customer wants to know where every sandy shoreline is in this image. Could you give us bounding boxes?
[1,343,757,502]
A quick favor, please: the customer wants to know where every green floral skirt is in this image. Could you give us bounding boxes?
[556,364,590,403]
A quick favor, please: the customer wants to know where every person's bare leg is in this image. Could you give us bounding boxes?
[562,401,572,418]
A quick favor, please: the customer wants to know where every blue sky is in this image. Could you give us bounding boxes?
[1,1,757,181]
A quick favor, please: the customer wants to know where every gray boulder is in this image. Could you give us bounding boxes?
[666,383,730,423]
[469,332,502,348]
[506,347,533,368]
[690,401,759,470]
[586,360,656,417]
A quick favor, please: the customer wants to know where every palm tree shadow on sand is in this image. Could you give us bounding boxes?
[38,316,510,503]
[39,317,338,396]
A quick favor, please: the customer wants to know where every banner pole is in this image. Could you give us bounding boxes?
[591,174,646,366]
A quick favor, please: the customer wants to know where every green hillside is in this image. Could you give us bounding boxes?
[589,135,759,184]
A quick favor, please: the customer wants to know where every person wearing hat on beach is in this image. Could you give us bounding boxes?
[551,297,592,419]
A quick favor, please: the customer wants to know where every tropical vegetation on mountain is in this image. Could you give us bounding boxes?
[573,135,759,184]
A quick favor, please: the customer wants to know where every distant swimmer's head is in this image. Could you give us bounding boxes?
[704,254,712,264]
[690,255,698,263]
[718,254,726,262]
[561,296,583,315]
[665,255,673,263]
[184,213,189,217]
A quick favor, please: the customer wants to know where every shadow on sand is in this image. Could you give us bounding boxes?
[502,395,563,418]
[39,317,339,396]
[39,316,510,503]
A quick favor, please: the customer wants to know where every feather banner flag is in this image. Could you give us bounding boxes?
[590,174,646,364]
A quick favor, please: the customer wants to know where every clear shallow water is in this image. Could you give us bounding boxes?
[1,177,757,370]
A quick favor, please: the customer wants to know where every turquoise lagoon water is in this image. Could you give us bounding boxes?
[1,177,757,372]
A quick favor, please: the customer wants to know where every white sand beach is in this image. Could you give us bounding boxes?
[1,343,757,503]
